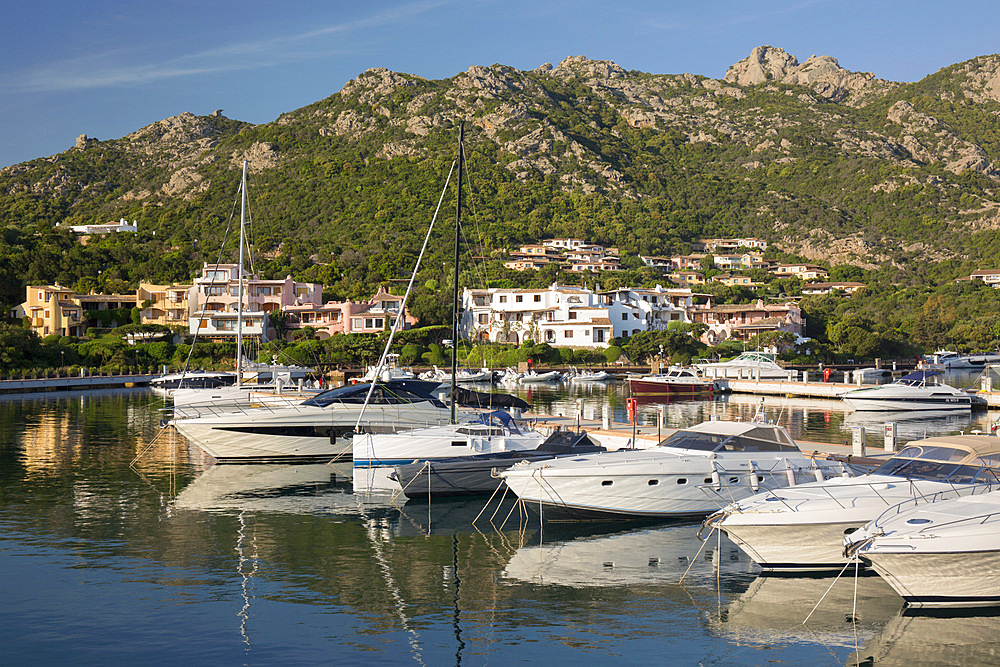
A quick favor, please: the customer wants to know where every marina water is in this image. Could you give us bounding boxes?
[2,382,1000,664]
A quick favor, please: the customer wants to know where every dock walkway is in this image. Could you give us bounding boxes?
[0,373,156,394]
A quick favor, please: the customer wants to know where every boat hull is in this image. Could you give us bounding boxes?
[394,456,528,498]
[502,466,821,520]
[841,396,971,411]
[720,521,868,571]
[173,401,459,462]
[863,551,1000,608]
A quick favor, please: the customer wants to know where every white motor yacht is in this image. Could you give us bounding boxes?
[421,366,493,383]
[839,370,972,412]
[172,379,469,463]
[518,370,561,383]
[352,410,546,493]
[846,486,1000,608]
[922,349,1000,371]
[170,386,320,419]
[499,420,853,520]
[151,370,235,393]
[704,435,1000,572]
[568,369,611,382]
[695,351,788,380]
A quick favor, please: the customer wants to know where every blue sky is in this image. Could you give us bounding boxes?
[2,0,998,168]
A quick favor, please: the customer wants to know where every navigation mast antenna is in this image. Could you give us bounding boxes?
[236,160,248,388]
[450,123,464,424]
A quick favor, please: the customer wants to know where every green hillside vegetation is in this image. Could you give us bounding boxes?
[2,50,1000,369]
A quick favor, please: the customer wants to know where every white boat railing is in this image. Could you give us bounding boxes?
[696,457,852,509]
[867,481,1000,528]
[740,471,1000,514]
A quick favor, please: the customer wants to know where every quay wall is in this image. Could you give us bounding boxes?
[0,373,156,394]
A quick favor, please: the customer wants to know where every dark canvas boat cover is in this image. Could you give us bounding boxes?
[535,429,604,454]
[450,386,530,411]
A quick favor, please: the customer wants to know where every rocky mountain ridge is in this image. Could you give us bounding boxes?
[3,46,1000,269]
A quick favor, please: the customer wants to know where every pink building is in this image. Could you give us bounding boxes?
[189,263,322,339]
[690,300,803,346]
[284,286,417,339]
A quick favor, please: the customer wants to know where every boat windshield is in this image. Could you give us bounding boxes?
[890,444,969,463]
[658,427,798,452]
[870,458,1000,483]
[301,383,440,407]
[456,426,507,436]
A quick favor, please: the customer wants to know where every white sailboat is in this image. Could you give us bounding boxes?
[168,161,317,417]
[351,124,543,493]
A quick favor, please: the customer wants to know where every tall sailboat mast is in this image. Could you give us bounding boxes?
[450,123,463,424]
[236,160,247,388]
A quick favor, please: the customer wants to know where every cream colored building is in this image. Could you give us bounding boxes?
[14,285,83,337]
[138,282,193,327]
[14,285,136,337]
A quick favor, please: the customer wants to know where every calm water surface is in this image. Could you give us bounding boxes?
[2,384,1000,665]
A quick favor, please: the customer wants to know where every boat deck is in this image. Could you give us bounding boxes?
[523,411,888,461]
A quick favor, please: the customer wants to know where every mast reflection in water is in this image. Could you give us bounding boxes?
[0,388,997,664]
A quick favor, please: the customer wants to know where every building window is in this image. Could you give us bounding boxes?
[477,313,489,324]
[564,330,573,338]
[533,294,541,302]
[205,286,224,297]
[569,312,577,320]
[621,313,628,321]
[352,318,363,329]
[516,295,523,303]
[499,295,507,303]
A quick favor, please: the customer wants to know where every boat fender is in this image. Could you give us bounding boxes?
[749,463,759,492]
[784,460,796,486]
[711,469,721,489]
[813,465,824,484]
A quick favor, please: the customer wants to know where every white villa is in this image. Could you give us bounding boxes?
[460,283,698,348]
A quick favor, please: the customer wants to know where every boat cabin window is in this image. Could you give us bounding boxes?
[658,431,729,451]
[974,454,1000,468]
[456,426,506,436]
[870,457,999,482]
[891,445,969,463]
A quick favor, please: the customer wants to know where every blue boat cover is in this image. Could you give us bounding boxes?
[472,410,521,434]
[899,370,943,383]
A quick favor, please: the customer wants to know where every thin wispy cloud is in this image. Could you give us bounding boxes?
[724,0,832,27]
[5,0,452,93]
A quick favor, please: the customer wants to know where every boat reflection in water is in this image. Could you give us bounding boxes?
[172,462,398,516]
[502,521,755,589]
[842,408,980,441]
[709,573,902,653]
[852,611,1000,665]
